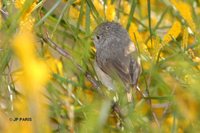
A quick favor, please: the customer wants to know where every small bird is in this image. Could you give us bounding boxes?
[93,22,141,102]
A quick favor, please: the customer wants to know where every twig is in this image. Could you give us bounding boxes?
[133,33,161,127]
[40,34,100,89]
[7,63,16,112]
[136,85,147,98]
[116,0,121,19]
[152,102,170,108]
[7,85,14,111]
[42,34,73,60]
[66,84,74,133]
[0,8,8,19]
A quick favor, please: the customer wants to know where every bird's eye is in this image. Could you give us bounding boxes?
[96,35,100,40]
[105,26,110,30]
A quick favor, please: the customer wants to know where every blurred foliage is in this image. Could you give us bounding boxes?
[1,0,200,132]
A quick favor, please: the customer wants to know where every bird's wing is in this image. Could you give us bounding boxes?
[96,41,140,87]
[94,61,115,90]
[112,42,141,86]
[129,58,141,86]
[111,59,131,84]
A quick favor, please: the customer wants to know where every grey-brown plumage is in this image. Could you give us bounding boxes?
[93,22,141,97]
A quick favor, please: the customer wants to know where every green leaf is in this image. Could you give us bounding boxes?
[36,0,62,26]
[126,0,137,30]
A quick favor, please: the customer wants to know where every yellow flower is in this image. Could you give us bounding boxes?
[106,0,116,21]
[163,21,181,44]
[25,60,49,89]
[122,1,130,14]
[147,36,162,62]
[12,33,36,63]
[128,23,149,55]
[139,0,148,18]
[129,23,143,43]
[44,48,63,76]
[19,16,35,33]
[15,0,26,9]
[15,0,37,20]
[12,32,50,133]
[8,1,51,132]
[12,33,50,89]
[69,6,80,20]
[120,15,128,27]
[170,0,196,32]
[93,0,104,17]
[163,115,175,132]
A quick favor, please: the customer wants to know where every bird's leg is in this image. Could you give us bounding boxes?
[126,85,136,103]
[126,90,133,103]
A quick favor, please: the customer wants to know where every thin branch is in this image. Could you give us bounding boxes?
[133,32,160,127]
[40,34,100,89]
[0,8,8,19]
